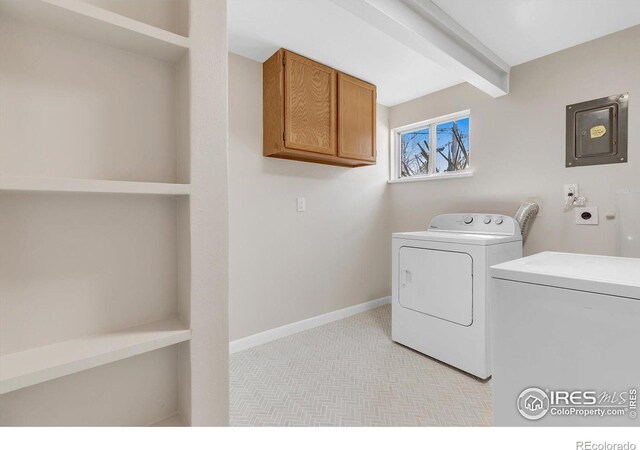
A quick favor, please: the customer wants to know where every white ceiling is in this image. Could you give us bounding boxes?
[228,0,463,106]
[433,0,640,66]
[228,0,640,106]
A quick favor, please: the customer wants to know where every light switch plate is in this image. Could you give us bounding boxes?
[297,197,305,212]
[575,207,598,225]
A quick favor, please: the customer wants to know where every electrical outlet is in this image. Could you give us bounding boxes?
[575,207,598,225]
[564,183,578,198]
[297,197,305,212]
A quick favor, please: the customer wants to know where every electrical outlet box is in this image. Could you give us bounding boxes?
[564,184,578,198]
[566,93,628,168]
[297,197,305,212]
[575,207,598,225]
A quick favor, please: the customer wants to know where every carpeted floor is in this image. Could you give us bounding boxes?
[230,305,492,426]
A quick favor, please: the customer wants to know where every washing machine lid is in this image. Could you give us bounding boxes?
[393,213,522,246]
[491,251,640,300]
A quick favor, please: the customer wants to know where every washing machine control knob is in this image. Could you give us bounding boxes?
[463,216,474,224]
[483,217,492,224]
[495,217,504,225]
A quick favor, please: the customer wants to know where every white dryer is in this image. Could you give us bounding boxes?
[392,213,522,379]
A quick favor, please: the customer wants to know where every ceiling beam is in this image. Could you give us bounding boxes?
[330,0,510,97]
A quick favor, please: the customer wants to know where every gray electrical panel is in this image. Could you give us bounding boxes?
[566,93,628,168]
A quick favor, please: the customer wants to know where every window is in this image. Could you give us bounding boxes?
[391,111,471,181]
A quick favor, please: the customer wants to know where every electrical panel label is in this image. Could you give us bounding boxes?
[590,125,606,139]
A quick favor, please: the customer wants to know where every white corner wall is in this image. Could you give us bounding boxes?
[228,53,391,341]
[185,0,229,426]
[389,25,640,257]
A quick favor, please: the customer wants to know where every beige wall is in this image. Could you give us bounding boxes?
[389,25,640,257]
[228,53,391,341]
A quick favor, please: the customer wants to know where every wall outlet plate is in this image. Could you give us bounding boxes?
[564,183,579,198]
[575,206,598,225]
[297,197,305,212]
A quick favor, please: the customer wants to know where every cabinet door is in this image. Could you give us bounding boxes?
[337,73,376,162]
[284,51,336,155]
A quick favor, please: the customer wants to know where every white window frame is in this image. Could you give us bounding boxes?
[389,110,472,183]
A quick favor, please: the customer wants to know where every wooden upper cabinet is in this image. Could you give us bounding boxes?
[284,51,336,155]
[337,72,376,162]
[263,48,376,168]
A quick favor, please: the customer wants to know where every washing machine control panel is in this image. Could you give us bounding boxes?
[428,213,519,236]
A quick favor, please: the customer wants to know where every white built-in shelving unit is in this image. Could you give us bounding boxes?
[0,176,191,195]
[0,318,192,395]
[0,0,190,62]
[0,0,229,426]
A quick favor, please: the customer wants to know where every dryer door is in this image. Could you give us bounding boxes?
[398,246,473,326]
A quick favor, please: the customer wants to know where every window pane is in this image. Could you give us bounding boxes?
[435,117,470,173]
[400,127,430,178]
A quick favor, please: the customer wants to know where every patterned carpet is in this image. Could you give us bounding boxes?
[230,305,492,426]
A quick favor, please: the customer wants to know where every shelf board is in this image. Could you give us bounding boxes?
[0,318,191,395]
[0,176,190,196]
[0,0,189,63]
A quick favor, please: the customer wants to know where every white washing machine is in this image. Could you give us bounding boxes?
[392,213,522,379]
[491,252,640,426]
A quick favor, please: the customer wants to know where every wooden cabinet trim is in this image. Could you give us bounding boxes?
[263,49,285,156]
[269,148,372,167]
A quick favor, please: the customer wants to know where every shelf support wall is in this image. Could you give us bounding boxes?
[179,0,229,426]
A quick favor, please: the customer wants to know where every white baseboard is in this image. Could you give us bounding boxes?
[229,296,391,354]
